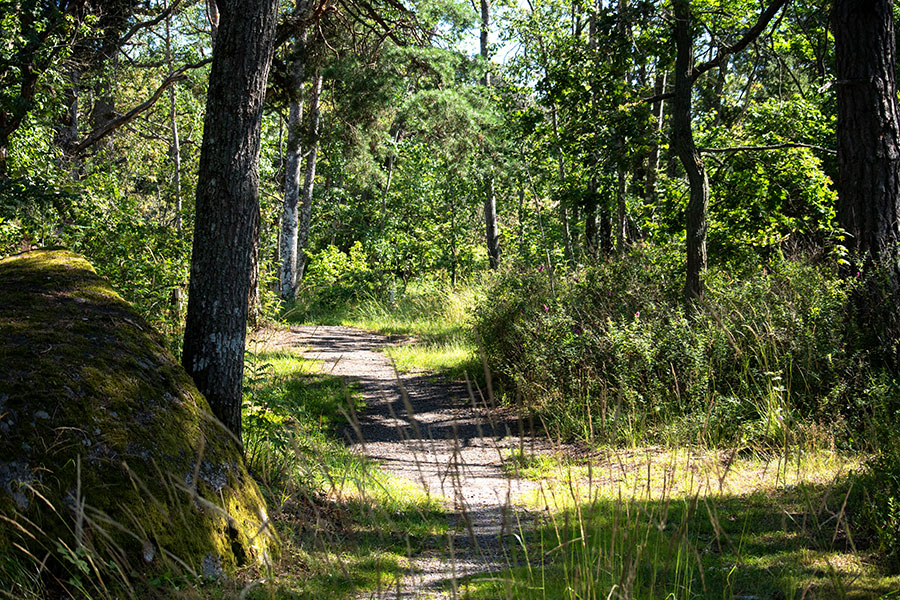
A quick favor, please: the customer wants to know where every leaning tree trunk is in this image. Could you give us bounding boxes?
[296,68,323,282]
[182,0,280,441]
[672,0,709,303]
[279,28,308,303]
[832,0,900,271]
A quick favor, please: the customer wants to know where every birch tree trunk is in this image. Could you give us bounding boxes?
[297,68,323,282]
[280,28,308,302]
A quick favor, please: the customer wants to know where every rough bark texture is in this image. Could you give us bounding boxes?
[672,0,709,303]
[279,29,308,303]
[296,68,323,282]
[832,0,900,269]
[182,0,279,440]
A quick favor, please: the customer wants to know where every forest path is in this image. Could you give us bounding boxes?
[262,324,546,599]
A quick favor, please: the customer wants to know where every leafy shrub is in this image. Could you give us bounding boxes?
[302,241,384,307]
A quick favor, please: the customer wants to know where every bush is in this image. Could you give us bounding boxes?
[473,245,869,447]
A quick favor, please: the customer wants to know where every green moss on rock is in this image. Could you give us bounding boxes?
[0,249,277,587]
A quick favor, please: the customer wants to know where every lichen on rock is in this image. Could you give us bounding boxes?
[0,249,277,588]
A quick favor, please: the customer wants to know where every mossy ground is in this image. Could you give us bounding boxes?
[0,249,276,598]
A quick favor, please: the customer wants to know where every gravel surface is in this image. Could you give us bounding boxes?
[264,324,546,599]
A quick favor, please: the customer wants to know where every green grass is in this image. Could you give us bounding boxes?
[463,448,900,600]
[285,280,482,380]
[229,340,450,598]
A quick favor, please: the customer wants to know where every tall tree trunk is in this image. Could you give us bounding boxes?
[549,105,574,263]
[832,0,900,271]
[166,7,184,312]
[481,0,501,269]
[279,28,308,303]
[584,0,599,260]
[182,0,279,441]
[672,0,709,303]
[646,68,666,207]
[296,68,323,282]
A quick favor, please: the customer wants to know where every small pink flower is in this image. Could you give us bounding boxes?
[856,271,861,278]
[543,305,549,312]
[538,264,545,273]
[635,311,640,318]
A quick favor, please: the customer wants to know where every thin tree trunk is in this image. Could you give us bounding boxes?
[481,0,501,269]
[832,0,900,270]
[166,7,184,312]
[550,105,574,263]
[585,1,599,260]
[296,67,323,282]
[646,68,666,207]
[279,29,307,303]
[672,0,709,303]
[182,0,280,441]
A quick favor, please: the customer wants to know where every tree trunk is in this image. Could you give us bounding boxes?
[672,0,709,303]
[279,29,308,303]
[646,68,666,207]
[166,8,184,312]
[182,0,280,441]
[296,68,323,282]
[615,164,628,251]
[481,0,501,269]
[832,0,900,271]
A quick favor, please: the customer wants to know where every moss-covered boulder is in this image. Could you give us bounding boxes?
[0,249,276,588]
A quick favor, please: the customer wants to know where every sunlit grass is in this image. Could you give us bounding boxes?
[464,447,898,600]
[287,279,481,379]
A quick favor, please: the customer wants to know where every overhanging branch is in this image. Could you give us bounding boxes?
[71,58,212,154]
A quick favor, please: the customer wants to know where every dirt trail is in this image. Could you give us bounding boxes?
[265,325,544,598]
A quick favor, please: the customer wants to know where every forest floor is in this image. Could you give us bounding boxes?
[261,324,552,599]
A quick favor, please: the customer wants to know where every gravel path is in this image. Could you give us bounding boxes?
[264,325,544,598]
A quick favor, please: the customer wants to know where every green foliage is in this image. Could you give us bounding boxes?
[852,442,900,573]
[473,246,869,446]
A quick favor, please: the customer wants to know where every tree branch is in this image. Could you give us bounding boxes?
[699,142,836,155]
[71,58,212,154]
[692,0,790,80]
[117,0,184,48]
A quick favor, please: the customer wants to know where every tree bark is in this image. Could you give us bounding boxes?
[672,0,709,303]
[182,0,280,441]
[296,68,323,282]
[280,29,308,303]
[832,0,900,271]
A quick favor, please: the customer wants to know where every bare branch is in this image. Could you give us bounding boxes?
[71,58,212,154]
[692,0,790,80]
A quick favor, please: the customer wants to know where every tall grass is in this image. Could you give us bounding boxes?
[286,278,482,380]
[466,447,899,599]
[472,246,896,449]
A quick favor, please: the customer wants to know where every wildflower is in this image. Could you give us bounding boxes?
[635,311,640,318]
[543,305,549,312]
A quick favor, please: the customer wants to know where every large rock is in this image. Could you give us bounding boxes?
[0,249,276,586]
